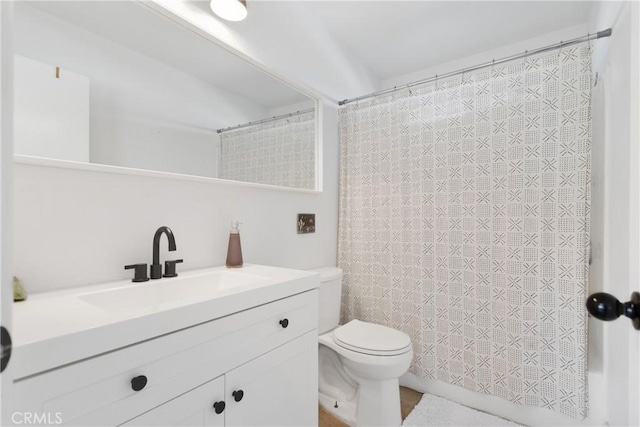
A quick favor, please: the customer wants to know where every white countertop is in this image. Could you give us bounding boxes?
[12,264,319,380]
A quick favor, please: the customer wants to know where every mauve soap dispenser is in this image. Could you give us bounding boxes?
[226,221,243,268]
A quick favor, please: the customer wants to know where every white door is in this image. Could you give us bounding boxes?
[628,3,640,425]
[122,376,225,427]
[589,2,640,426]
[225,331,317,427]
[0,1,14,426]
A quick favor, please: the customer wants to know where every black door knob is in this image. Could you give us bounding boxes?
[586,292,640,330]
[213,401,225,414]
[279,318,289,329]
[131,375,148,391]
[232,389,244,402]
[1,326,12,373]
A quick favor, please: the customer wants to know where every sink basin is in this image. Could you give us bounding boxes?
[78,270,267,312]
[12,264,320,380]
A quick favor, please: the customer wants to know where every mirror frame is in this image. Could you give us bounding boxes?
[13,0,324,194]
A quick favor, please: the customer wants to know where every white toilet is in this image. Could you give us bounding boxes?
[312,267,413,427]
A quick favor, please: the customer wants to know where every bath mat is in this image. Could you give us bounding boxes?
[402,393,521,426]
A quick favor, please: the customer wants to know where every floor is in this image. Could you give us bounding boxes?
[318,386,423,427]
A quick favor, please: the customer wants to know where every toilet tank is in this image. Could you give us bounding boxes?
[310,267,343,334]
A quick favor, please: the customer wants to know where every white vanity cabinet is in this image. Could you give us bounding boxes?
[11,284,319,427]
[125,331,317,427]
[123,376,226,427]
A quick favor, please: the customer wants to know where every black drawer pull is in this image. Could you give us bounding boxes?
[232,389,244,402]
[213,401,226,414]
[279,318,289,328]
[131,375,147,391]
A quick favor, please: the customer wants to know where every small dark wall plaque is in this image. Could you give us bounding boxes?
[297,213,315,234]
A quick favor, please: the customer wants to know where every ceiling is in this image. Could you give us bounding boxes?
[20,1,596,106]
[189,0,596,100]
[278,1,593,83]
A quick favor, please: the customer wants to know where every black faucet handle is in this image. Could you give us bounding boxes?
[163,259,183,278]
[125,264,150,283]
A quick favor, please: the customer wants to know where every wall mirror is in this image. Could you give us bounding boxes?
[12,1,319,191]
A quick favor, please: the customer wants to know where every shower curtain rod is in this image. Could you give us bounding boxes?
[216,108,315,134]
[338,28,612,106]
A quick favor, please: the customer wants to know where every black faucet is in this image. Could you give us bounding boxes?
[150,226,177,279]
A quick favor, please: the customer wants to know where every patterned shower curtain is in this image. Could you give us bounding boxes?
[338,46,592,419]
[219,111,315,190]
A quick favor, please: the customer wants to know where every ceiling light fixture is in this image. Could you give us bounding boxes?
[210,0,247,22]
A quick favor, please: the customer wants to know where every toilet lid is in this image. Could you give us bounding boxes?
[333,320,411,356]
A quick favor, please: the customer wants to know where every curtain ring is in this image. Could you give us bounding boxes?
[558,41,563,58]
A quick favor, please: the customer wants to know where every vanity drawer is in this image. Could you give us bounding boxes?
[13,289,318,426]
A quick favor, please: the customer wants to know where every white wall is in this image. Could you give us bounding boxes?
[13,3,270,178]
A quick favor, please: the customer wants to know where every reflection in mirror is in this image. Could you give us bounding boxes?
[13,1,318,191]
[218,109,315,190]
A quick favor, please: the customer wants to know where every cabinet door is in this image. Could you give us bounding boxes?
[225,331,317,427]
[121,376,225,427]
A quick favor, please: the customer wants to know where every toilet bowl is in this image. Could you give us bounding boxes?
[311,267,413,427]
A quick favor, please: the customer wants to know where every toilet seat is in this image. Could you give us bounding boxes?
[333,320,412,356]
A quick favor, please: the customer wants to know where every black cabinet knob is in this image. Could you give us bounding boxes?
[131,375,148,391]
[213,401,225,414]
[586,292,640,330]
[279,318,289,329]
[232,389,244,402]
